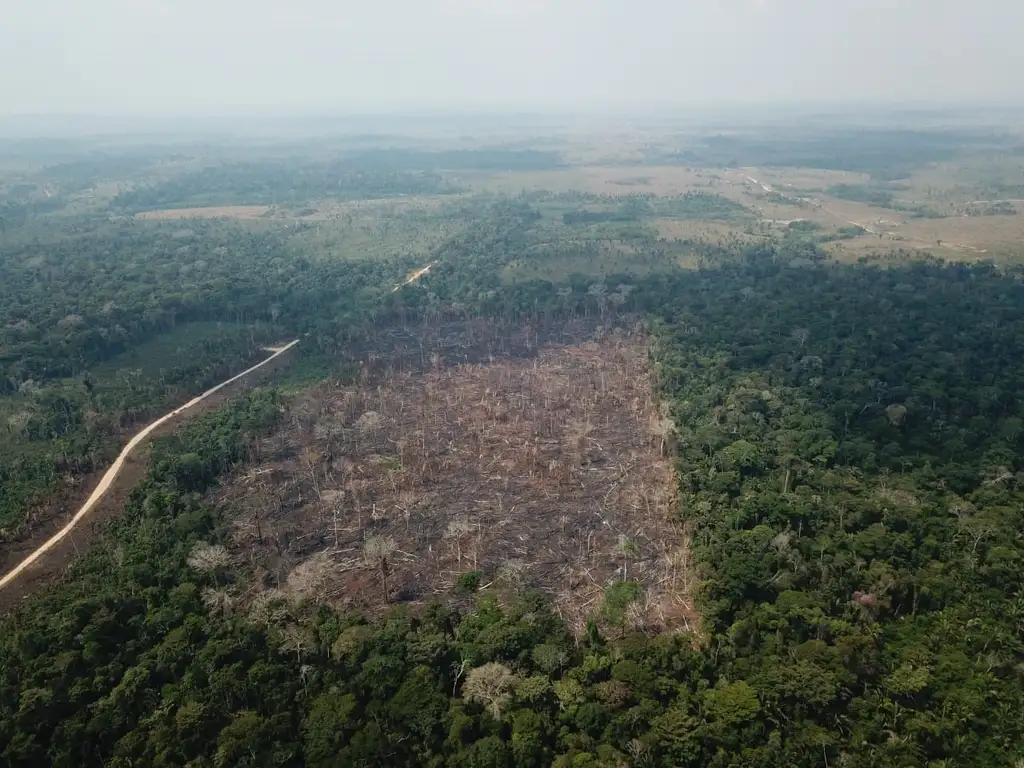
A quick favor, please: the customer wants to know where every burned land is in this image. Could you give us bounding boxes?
[213,319,693,635]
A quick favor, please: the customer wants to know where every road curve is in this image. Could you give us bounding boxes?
[0,339,299,591]
[392,260,438,292]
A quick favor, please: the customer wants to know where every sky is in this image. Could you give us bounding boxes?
[1,0,1022,115]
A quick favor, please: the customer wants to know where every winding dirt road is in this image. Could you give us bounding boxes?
[0,340,299,592]
[393,261,438,292]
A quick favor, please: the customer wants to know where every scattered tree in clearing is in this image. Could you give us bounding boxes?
[363,535,397,604]
[286,551,333,604]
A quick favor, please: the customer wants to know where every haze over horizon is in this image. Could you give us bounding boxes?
[2,0,1023,117]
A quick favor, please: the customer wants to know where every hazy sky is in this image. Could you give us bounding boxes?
[2,0,1022,115]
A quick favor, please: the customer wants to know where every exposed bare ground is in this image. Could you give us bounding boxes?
[464,163,1021,260]
[393,261,439,292]
[136,196,452,222]
[462,165,714,197]
[136,205,275,220]
[216,321,694,637]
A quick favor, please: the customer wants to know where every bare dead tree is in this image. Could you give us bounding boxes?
[279,624,315,663]
[302,446,322,503]
[286,551,333,604]
[247,589,288,628]
[444,517,474,568]
[331,492,345,548]
[363,535,397,604]
[187,542,230,585]
[201,587,235,617]
[462,662,516,720]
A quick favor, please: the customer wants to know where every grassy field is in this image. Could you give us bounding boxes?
[137,205,275,219]
[449,153,1024,263]
[81,322,262,394]
[8,125,1023,270]
[456,165,713,196]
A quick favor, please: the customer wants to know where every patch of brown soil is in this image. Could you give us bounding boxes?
[136,205,274,220]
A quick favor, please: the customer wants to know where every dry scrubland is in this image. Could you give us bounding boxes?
[462,162,1024,260]
[712,166,1024,260]
[135,196,447,221]
[135,158,1024,262]
[136,205,276,220]
[214,319,693,636]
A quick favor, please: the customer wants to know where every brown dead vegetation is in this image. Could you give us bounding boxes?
[136,205,275,220]
[215,320,694,635]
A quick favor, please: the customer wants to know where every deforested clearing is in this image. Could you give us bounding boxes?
[216,321,694,636]
[135,205,274,219]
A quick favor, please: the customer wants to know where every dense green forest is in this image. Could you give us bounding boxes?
[643,128,1009,179]
[336,148,565,172]
[0,212,427,533]
[5,245,1024,765]
[112,165,462,210]
[3,134,1024,766]
[105,149,564,211]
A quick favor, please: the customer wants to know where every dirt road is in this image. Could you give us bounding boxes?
[0,340,299,592]
[393,261,438,292]
[963,199,1024,205]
